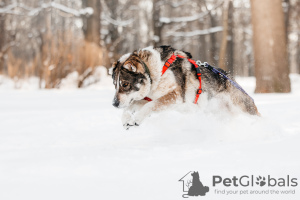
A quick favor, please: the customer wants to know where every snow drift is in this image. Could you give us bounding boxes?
[0,74,300,200]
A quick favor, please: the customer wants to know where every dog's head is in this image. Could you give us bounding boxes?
[110,52,151,108]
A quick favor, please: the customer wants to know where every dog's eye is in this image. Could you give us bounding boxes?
[122,83,129,88]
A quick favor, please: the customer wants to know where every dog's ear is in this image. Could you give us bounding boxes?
[137,50,151,61]
[110,61,119,78]
[110,61,118,75]
[123,63,137,72]
[132,50,138,55]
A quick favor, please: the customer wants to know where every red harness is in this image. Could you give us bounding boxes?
[143,54,202,104]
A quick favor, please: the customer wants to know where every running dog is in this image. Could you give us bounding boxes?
[111,46,259,130]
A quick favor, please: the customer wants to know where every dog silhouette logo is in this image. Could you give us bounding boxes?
[179,171,209,198]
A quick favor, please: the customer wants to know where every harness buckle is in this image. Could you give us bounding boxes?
[196,60,208,67]
[197,88,202,94]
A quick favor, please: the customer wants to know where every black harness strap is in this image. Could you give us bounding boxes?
[140,60,152,84]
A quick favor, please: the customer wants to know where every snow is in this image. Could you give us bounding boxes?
[0,66,112,90]
[0,76,42,90]
[0,3,17,14]
[0,74,300,200]
[102,15,134,27]
[167,26,223,37]
[29,2,93,17]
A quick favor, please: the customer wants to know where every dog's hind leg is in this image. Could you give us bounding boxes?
[229,92,260,115]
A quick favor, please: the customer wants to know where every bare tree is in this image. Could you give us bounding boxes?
[0,0,298,89]
[0,0,7,73]
[298,1,300,73]
[82,0,101,46]
[251,0,291,93]
[219,0,229,71]
[153,0,163,46]
[296,0,300,73]
[283,0,291,43]
[203,1,219,66]
[226,0,234,74]
[218,0,234,74]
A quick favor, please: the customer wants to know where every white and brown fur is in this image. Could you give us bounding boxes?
[111,46,259,130]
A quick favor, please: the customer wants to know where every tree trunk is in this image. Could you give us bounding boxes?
[82,0,101,46]
[250,0,291,93]
[105,0,121,61]
[219,0,229,71]
[0,15,4,53]
[226,0,234,74]
[204,1,217,66]
[297,33,300,74]
[297,2,300,74]
[0,1,7,74]
[153,0,163,47]
[283,0,291,71]
[296,1,300,74]
[43,6,53,89]
[283,0,290,43]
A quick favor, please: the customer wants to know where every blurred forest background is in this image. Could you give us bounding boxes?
[0,0,299,92]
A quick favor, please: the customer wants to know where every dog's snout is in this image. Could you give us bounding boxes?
[112,97,120,108]
[113,101,120,108]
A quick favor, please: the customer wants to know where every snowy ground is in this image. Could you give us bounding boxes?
[0,75,300,200]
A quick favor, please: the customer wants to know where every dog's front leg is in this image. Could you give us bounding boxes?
[122,100,148,130]
[133,89,181,126]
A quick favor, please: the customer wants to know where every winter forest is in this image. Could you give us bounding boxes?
[0,0,299,92]
[1,1,300,199]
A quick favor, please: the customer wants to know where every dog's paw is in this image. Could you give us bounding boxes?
[123,122,139,130]
[121,110,142,130]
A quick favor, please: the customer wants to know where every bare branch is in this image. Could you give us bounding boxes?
[100,0,134,27]
[102,15,133,27]
[0,2,93,17]
[159,1,223,24]
[0,3,17,14]
[166,26,223,37]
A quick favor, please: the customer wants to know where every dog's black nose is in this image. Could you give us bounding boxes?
[112,98,120,108]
